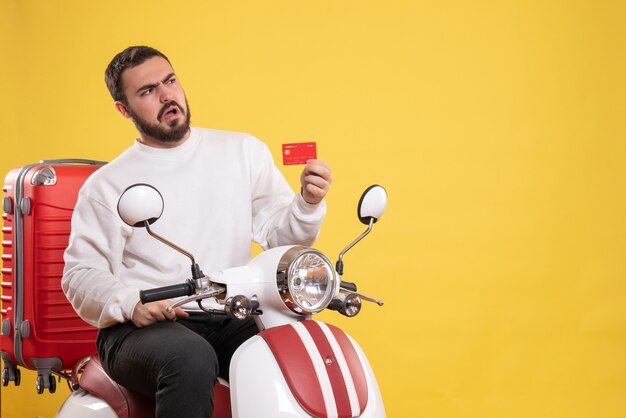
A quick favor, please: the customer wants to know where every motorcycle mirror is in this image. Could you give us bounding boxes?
[117,183,164,227]
[357,185,387,225]
[117,183,204,280]
[336,185,388,276]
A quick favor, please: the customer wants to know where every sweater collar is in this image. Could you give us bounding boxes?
[132,127,199,159]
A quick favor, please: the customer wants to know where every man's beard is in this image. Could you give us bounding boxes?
[128,99,191,143]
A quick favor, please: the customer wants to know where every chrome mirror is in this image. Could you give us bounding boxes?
[357,185,387,224]
[117,184,164,227]
[117,183,204,280]
[336,185,388,276]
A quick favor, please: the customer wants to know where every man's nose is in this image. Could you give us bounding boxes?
[158,83,175,103]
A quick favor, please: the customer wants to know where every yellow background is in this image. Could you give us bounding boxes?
[1,0,625,417]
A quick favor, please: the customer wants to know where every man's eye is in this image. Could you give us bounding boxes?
[167,78,177,84]
[141,88,153,96]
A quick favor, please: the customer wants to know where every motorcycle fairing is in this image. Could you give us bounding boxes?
[260,320,368,418]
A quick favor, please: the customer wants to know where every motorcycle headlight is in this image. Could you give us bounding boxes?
[276,247,338,315]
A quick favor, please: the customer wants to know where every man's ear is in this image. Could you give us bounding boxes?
[115,101,131,118]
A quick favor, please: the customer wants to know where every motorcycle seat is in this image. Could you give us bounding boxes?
[78,353,231,418]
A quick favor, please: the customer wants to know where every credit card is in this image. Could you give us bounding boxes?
[282,142,317,165]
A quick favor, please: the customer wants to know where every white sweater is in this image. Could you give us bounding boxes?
[62,127,326,329]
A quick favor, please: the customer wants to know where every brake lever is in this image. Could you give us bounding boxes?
[165,285,226,313]
[339,288,384,306]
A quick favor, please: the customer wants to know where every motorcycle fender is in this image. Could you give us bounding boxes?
[230,321,385,418]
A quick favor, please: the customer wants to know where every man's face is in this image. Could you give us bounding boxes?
[117,56,191,145]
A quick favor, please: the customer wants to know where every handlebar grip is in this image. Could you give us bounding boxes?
[340,281,357,292]
[140,281,195,304]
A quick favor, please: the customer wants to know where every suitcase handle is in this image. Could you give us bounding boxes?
[39,159,107,166]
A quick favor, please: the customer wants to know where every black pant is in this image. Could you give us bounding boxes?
[97,312,258,418]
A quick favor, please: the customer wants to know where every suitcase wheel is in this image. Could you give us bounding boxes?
[35,373,56,394]
[2,367,20,387]
[49,375,57,393]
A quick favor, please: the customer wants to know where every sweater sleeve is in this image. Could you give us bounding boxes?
[249,138,327,249]
[62,190,141,329]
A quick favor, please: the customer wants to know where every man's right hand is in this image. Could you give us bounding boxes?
[131,300,189,328]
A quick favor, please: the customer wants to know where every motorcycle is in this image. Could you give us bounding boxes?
[56,183,388,418]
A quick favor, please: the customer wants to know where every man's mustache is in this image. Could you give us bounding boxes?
[157,101,184,122]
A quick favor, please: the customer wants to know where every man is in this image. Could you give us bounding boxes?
[62,45,332,417]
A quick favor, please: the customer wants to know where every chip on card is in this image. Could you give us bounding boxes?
[282,142,317,165]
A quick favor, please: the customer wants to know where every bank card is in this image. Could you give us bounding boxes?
[282,142,317,165]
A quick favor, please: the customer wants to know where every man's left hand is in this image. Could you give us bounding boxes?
[300,160,332,205]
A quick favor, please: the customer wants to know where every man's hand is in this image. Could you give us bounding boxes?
[131,300,189,328]
[300,160,332,205]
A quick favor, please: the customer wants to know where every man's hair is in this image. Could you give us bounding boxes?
[104,46,171,103]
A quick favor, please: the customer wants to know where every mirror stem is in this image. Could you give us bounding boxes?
[336,217,375,276]
[144,221,196,265]
[144,221,205,280]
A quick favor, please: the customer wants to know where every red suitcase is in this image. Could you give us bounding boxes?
[1,159,104,393]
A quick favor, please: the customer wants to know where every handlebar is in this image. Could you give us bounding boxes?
[340,281,357,292]
[140,280,195,304]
